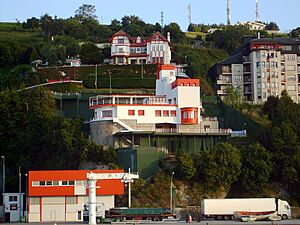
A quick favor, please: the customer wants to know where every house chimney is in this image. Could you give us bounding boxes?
[167,32,171,42]
[257,32,261,39]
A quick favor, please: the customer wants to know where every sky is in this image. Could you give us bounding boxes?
[0,0,299,32]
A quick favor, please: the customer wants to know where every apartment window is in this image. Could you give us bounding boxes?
[287,85,296,91]
[155,110,161,117]
[163,110,169,117]
[262,72,266,78]
[262,82,266,88]
[256,62,261,68]
[287,55,295,61]
[261,61,265,67]
[53,181,59,186]
[287,65,296,71]
[257,82,261,88]
[102,110,112,118]
[287,75,296,81]
[271,82,275,88]
[128,110,135,116]
[257,72,261,78]
[138,110,145,116]
[170,110,176,117]
[271,72,275,78]
[261,51,266,58]
[66,196,76,204]
[256,52,260,58]
[271,61,275,68]
[9,196,17,202]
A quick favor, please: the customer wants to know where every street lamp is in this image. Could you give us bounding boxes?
[1,156,4,194]
[170,172,174,212]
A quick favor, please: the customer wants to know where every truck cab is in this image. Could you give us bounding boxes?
[278,199,291,219]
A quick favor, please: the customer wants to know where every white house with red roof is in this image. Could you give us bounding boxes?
[89,64,228,146]
[109,30,172,65]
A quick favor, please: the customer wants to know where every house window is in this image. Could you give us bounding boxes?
[155,110,161,117]
[163,110,169,117]
[9,196,17,202]
[117,57,123,64]
[160,45,163,51]
[138,110,144,116]
[118,48,124,53]
[170,110,176,117]
[128,110,135,115]
[118,38,124,43]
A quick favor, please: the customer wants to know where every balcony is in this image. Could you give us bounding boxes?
[217,79,232,85]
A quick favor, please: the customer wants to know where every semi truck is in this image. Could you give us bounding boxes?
[200,198,291,220]
[84,207,175,223]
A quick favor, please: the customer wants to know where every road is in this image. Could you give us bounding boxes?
[3,220,300,225]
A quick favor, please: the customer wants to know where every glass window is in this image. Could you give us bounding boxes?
[138,110,144,116]
[69,180,75,186]
[46,181,52,186]
[170,110,176,117]
[32,181,39,186]
[9,196,17,202]
[53,181,59,186]
[155,110,161,117]
[39,181,45,186]
[62,181,68,186]
[102,110,112,118]
[163,110,169,117]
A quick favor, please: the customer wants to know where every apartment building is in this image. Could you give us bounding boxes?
[209,38,300,104]
[109,30,172,65]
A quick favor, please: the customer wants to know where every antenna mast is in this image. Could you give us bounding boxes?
[187,4,192,25]
[256,0,260,22]
[227,0,231,25]
[161,11,164,34]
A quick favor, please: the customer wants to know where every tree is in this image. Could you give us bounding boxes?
[239,143,272,194]
[75,4,97,21]
[199,143,241,191]
[176,153,196,179]
[80,42,102,64]
[22,17,40,30]
[40,14,55,42]
[289,27,300,38]
[223,85,242,107]
[265,22,280,31]
[164,23,187,44]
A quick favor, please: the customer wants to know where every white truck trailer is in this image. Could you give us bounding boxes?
[200,198,291,220]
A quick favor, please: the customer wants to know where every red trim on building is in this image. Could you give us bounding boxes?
[156,64,176,79]
[171,79,200,89]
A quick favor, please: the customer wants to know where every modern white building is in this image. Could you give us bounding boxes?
[109,30,172,65]
[89,64,229,146]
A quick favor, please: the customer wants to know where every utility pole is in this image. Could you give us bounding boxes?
[108,70,112,94]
